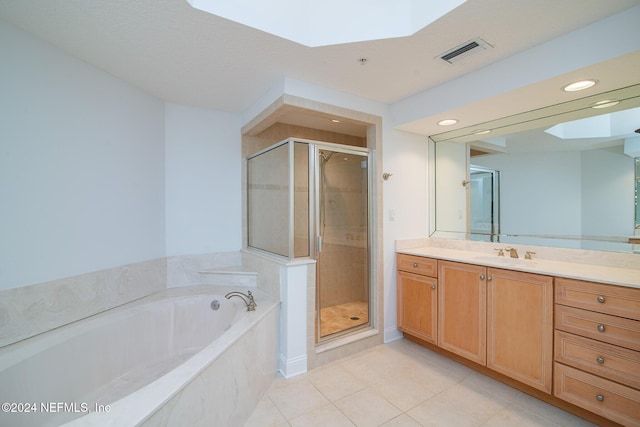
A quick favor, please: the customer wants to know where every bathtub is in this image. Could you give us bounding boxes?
[0,285,279,427]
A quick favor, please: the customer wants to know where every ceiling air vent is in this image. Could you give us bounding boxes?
[439,37,492,64]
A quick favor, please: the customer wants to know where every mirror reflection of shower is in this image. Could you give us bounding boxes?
[469,166,500,241]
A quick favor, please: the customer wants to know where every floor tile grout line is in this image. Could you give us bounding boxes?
[252,339,595,427]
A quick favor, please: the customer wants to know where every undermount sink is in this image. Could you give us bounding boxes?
[473,255,538,267]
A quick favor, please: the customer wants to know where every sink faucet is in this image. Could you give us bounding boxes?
[225,290,257,311]
[504,247,519,258]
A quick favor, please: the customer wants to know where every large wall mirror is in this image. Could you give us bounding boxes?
[431,83,640,253]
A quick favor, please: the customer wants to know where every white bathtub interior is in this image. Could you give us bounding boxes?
[0,285,279,427]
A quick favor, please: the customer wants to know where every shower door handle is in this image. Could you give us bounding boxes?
[317,235,323,253]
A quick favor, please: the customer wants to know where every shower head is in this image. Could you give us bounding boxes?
[320,152,334,164]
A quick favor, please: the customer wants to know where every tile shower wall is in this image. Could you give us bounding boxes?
[319,153,368,308]
[318,242,368,307]
[247,142,290,257]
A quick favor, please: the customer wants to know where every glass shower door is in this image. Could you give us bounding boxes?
[316,147,370,340]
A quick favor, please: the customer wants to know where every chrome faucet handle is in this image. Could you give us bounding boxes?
[493,248,505,257]
[504,247,519,258]
[246,291,257,311]
[524,251,536,260]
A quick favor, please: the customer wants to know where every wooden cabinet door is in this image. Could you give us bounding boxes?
[438,261,487,365]
[487,268,554,393]
[397,270,437,344]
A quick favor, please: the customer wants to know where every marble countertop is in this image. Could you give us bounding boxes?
[397,245,640,289]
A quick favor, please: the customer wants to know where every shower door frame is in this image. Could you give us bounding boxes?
[310,141,372,343]
[245,137,375,344]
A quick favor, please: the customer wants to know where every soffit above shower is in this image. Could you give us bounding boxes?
[187,0,467,47]
[243,102,371,138]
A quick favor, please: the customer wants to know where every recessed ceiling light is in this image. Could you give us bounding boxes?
[562,79,597,92]
[438,119,458,126]
[591,99,619,109]
[331,119,341,123]
[474,129,491,135]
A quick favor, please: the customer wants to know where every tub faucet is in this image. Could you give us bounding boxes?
[504,247,519,258]
[225,290,257,311]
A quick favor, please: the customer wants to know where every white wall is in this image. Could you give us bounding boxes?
[165,103,242,256]
[0,19,166,290]
[382,130,429,341]
[0,19,247,291]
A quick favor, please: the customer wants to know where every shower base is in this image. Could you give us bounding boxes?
[320,300,368,337]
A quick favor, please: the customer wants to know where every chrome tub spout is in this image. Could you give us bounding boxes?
[225,290,257,311]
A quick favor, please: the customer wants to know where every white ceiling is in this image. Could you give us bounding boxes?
[0,0,639,134]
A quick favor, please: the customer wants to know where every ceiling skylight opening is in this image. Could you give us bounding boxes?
[187,0,467,47]
[562,79,598,92]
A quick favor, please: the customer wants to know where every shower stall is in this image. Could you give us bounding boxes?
[247,138,371,341]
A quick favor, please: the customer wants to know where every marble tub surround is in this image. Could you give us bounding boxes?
[0,257,166,348]
[140,289,279,427]
[199,266,259,287]
[397,238,640,288]
[166,250,243,288]
[0,285,279,427]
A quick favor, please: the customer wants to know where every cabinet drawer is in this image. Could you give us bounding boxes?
[555,331,640,390]
[556,278,640,321]
[397,254,437,277]
[554,363,640,427]
[555,305,640,351]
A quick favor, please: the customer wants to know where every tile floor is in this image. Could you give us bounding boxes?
[245,338,597,427]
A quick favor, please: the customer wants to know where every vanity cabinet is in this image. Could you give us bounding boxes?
[397,254,438,344]
[487,269,554,393]
[436,260,554,392]
[437,260,487,365]
[554,278,640,426]
[398,251,640,425]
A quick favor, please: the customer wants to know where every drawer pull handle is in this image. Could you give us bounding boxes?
[597,324,606,332]
[596,357,605,364]
[596,394,604,402]
[431,285,436,290]
[597,296,606,303]
[413,263,418,268]
[487,276,492,281]
[480,274,485,280]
